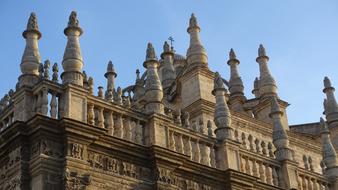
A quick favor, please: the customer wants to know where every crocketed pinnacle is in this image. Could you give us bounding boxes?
[143,43,163,114]
[64,11,83,35]
[23,12,41,39]
[105,61,117,77]
[323,76,338,116]
[320,117,338,169]
[212,72,232,140]
[227,48,244,97]
[105,60,117,93]
[256,44,277,98]
[62,11,84,86]
[186,13,208,67]
[20,12,42,79]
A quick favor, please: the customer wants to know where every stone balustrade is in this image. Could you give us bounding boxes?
[239,151,281,187]
[166,123,217,168]
[297,169,330,190]
[87,95,146,145]
[235,129,275,158]
[32,81,63,119]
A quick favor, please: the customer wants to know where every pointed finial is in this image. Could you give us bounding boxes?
[136,69,140,80]
[229,48,236,60]
[320,117,330,133]
[189,13,199,28]
[163,41,170,53]
[324,76,332,89]
[64,11,83,35]
[107,60,115,72]
[23,12,41,39]
[27,12,39,31]
[43,59,50,79]
[68,11,80,28]
[52,63,59,82]
[145,42,157,61]
[213,72,225,89]
[258,44,267,57]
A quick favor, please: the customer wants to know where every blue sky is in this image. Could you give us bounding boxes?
[0,0,338,125]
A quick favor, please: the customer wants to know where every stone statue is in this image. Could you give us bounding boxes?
[163,41,170,53]
[146,43,156,60]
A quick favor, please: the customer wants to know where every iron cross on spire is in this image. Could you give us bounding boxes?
[168,36,175,47]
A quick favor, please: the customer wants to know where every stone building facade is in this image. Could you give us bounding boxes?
[0,11,338,190]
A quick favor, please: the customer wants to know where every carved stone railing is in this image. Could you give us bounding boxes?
[166,123,217,168]
[31,80,64,119]
[234,129,276,159]
[86,95,147,145]
[239,149,281,187]
[297,168,330,190]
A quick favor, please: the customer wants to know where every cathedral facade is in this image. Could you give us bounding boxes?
[0,11,338,190]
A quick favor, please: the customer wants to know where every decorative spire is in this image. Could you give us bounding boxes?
[229,48,236,60]
[323,77,338,127]
[160,41,176,90]
[186,13,208,68]
[269,97,292,161]
[189,13,199,29]
[52,63,59,82]
[256,44,277,98]
[143,42,164,114]
[20,12,42,87]
[43,60,50,79]
[23,12,41,38]
[323,77,338,119]
[227,48,245,101]
[320,118,338,169]
[212,72,232,140]
[252,77,260,98]
[258,44,267,57]
[67,11,80,28]
[105,60,117,97]
[62,11,84,86]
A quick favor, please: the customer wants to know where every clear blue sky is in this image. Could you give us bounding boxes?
[1,0,338,125]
